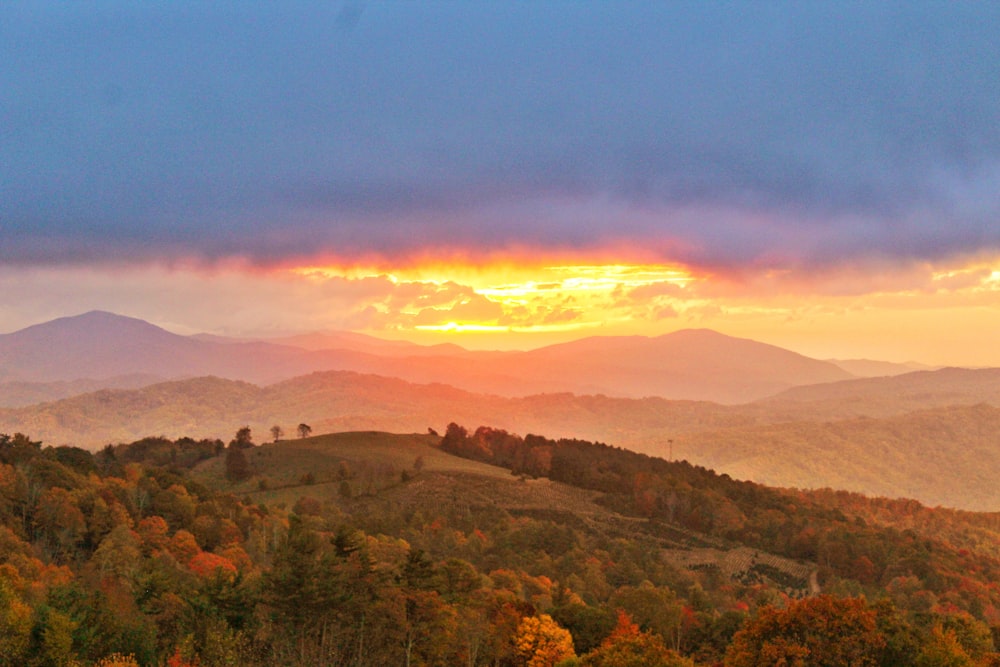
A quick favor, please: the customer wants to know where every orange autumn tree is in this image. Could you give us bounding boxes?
[581,610,694,667]
[724,595,887,667]
[514,613,576,667]
[188,551,237,580]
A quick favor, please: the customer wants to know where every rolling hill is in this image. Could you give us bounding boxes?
[7,311,1000,510]
[0,371,739,451]
[0,374,164,408]
[758,367,1000,419]
[6,368,1000,510]
[676,403,1000,510]
[826,358,935,377]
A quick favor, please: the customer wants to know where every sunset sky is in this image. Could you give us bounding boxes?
[3,2,1000,365]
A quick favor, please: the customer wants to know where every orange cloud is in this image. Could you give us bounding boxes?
[7,248,1000,366]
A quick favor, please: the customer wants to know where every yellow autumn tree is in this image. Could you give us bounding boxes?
[515,613,576,667]
[0,578,32,665]
[914,625,976,667]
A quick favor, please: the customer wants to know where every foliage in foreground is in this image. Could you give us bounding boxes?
[2,427,1000,665]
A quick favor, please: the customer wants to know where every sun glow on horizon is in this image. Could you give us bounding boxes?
[277,252,1000,364]
[289,260,701,339]
[8,252,1000,366]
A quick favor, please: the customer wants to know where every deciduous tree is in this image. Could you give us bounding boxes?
[724,595,887,667]
[514,613,576,667]
[581,610,694,667]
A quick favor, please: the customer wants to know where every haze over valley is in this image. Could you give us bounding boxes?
[4,310,1000,511]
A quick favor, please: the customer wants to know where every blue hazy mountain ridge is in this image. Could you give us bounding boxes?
[0,311,854,404]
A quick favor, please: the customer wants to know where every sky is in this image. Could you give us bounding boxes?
[3,1,1000,364]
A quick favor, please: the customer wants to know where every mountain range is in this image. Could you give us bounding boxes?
[5,310,999,510]
[0,310,858,404]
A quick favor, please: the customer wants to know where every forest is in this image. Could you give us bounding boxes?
[3,426,1000,666]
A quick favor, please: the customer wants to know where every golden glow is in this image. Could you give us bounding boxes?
[415,322,511,333]
[9,252,1000,367]
[278,253,1000,364]
[290,261,699,337]
[413,320,600,333]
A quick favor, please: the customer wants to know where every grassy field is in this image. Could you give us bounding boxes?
[191,429,817,595]
[193,430,513,503]
[194,430,631,532]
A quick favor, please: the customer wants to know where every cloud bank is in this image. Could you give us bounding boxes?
[3,2,1000,273]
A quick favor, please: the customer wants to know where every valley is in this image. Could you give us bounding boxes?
[2,312,998,511]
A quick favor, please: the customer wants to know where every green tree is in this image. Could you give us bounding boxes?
[231,427,253,449]
[551,603,616,655]
[401,589,459,667]
[269,425,283,442]
[609,583,683,649]
[0,432,42,465]
[38,608,79,667]
[225,444,252,483]
[261,516,339,661]
[297,423,312,439]
[92,524,142,582]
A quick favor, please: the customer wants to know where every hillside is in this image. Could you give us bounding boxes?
[758,367,1000,419]
[0,372,739,451]
[509,329,853,403]
[0,374,164,408]
[826,358,934,377]
[7,426,1000,665]
[677,403,1000,510]
[197,431,814,587]
[7,369,1000,511]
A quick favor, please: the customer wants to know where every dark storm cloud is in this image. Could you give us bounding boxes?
[3,2,999,269]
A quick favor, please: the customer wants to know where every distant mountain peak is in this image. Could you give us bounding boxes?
[7,310,171,338]
[0,311,200,384]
